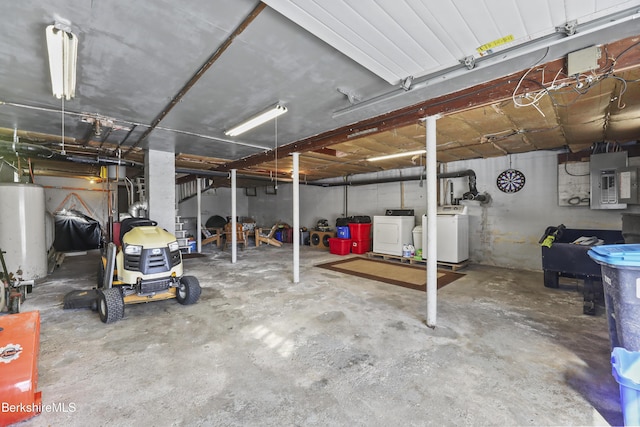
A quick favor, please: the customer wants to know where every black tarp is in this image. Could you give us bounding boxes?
[53,209,102,252]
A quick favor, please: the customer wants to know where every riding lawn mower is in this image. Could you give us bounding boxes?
[66,217,201,323]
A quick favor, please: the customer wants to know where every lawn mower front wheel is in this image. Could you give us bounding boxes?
[98,287,124,323]
[176,276,201,305]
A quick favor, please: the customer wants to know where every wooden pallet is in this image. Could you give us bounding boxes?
[365,252,469,271]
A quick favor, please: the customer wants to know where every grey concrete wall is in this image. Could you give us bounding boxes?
[250,150,639,271]
[247,183,344,229]
[444,150,638,270]
[246,185,292,227]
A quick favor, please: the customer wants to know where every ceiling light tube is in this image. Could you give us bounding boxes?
[367,149,426,162]
[46,24,78,100]
[224,104,287,137]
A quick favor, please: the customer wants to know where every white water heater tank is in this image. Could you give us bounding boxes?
[0,183,48,281]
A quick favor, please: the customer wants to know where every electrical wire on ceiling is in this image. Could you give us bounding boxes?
[510,39,640,116]
[512,66,553,117]
[0,100,271,155]
[608,75,628,109]
[554,40,640,107]
[507,47,552,117]
[480,125,561,144]
[591,141,622,154]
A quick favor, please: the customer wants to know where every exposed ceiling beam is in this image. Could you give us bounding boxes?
[124,2,267,156]
[213,36,640,173]
[213,61,564,172]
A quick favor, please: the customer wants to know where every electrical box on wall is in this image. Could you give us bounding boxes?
[567,46,600,76]
[618,166,639,204]
[590,152,628,209]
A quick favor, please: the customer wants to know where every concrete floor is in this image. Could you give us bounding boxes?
[16,243,622,426]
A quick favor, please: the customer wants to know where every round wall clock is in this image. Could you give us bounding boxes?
[496,169,525,193]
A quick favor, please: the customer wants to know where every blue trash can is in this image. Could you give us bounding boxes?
[588,244,640,351]
[612,347,640,426]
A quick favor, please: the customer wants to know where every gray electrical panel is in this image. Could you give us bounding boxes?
[590,152,628,210]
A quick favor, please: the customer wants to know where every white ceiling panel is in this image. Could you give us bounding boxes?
[565,0,639,22]
[265,0,640,84]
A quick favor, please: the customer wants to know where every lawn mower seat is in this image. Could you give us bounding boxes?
[119,217,157,244]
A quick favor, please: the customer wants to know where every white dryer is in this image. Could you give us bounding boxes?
[422,205,469,263]
[373,215,415,256]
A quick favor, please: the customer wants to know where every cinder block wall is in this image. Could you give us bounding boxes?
[251,150,638,271]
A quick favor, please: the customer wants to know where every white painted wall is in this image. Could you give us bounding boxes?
[178,187,249,226]
[244,184,344,229]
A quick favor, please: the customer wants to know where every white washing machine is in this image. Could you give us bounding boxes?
[422,205,469,263]
[373,215,415,256]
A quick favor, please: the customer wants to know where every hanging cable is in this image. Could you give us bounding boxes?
[512,65,547,117]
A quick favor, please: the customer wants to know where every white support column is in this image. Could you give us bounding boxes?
[197,177,202,253]
[425,114,440,328]
[292,152,300,283]
[231,169,237,264]
[144,148,175,235]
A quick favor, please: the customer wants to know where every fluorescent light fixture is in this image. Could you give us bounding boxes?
[46,24,78,100]
[367,149,426,162]
[224,104,287,137]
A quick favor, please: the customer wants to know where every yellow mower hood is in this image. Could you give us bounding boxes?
[122,226,176,247]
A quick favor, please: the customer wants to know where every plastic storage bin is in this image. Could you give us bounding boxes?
[611,347,640,426]
[337,226,350,239]
[588,244,640,351]
[329,237,351,255]
[349,223,372,241]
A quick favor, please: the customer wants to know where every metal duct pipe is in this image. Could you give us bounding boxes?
[1,141,285,185]
[435,169,486,201]
[175,168,231,178]
[0,140,61,159]
[306,169,488,202]
[96,157,139,167]
[307,175,423,187]
[128,200,148,218]
[0,140,142,168]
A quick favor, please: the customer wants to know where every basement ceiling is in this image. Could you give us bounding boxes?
[1,1,640,185]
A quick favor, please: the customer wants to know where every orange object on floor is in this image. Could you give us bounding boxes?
[0,311,41,427]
